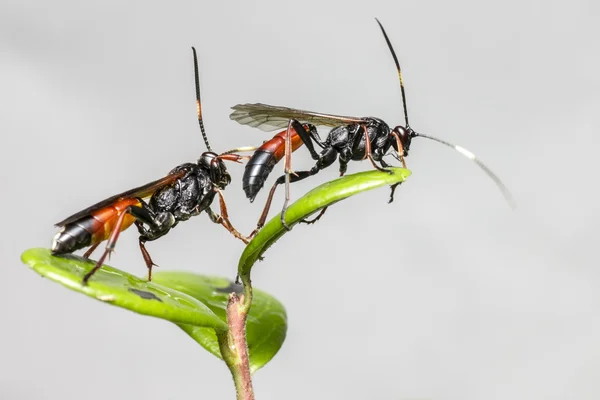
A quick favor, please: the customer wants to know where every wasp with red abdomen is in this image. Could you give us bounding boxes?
[229,19,515,231]
[52,48,253,285]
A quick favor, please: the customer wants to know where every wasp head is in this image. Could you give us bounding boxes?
[198,152,231,189]
[392,126,416,156]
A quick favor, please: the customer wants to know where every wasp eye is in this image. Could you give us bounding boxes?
[393,126,411,155]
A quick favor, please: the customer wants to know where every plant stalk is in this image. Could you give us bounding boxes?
[217,290,255,400]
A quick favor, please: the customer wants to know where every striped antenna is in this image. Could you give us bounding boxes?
[192,47,212,152]
[375,18,410,129]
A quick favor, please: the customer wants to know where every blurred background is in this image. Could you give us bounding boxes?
[1,0,599,399]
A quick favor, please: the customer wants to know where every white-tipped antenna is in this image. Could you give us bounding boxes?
[219,146,259,156]
[415,133,516,209]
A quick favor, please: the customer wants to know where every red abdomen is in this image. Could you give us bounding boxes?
[242,126,306,202]
[52,198,141,254]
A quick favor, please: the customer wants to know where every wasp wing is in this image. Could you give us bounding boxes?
[55,171,186,227]
[229,103,366,132]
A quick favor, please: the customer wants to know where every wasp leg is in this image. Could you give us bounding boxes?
[130,204,178,281]
[299,208,327,225]
[82,205,145,285]
[137,239,159,281]
[282,120,296,230]
[300,163,347,225]
[255,120,325,233]
[381,138,406,204]
[361,124,391,173]
[289,120,322,158]
[255,167,319,232]
[82,243,100,259]
[268,152,337,232]
[131,206,162,282]
[279,121,337,230]
[381,157,402,203]
[254,123,336,233]
[82,202,174,284]
[388,182,403,203]
[207,189,250,244]
[390,131,407,169]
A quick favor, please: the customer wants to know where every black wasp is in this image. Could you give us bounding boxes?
[229,19,515,231]
[52,48,253,284]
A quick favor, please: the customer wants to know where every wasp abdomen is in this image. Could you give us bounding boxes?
[243,150,278,202]
[52,218,94,254]
[52,198,140,254]
[242,129,305,202]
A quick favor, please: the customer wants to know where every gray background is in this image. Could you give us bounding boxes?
[1,0,599,399]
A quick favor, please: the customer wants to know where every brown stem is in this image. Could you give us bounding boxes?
[217,291,255,400]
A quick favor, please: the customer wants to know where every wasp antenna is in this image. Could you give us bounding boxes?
[219,146,259,155]
[192,47,213,152]
[415,133,517,209]
[375,18,410,129]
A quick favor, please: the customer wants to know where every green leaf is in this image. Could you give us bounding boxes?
[21,249,287,372]
[238,167,411,281]
[21,248,227,331]
[152,272,287,374]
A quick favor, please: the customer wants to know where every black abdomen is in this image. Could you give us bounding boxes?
[51,218,94,255]
[243,150,278,202]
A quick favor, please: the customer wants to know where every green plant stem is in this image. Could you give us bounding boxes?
[240,274,253,314]
[217,291,255,400]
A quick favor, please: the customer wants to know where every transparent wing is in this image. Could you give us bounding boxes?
[229,103,365,132]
